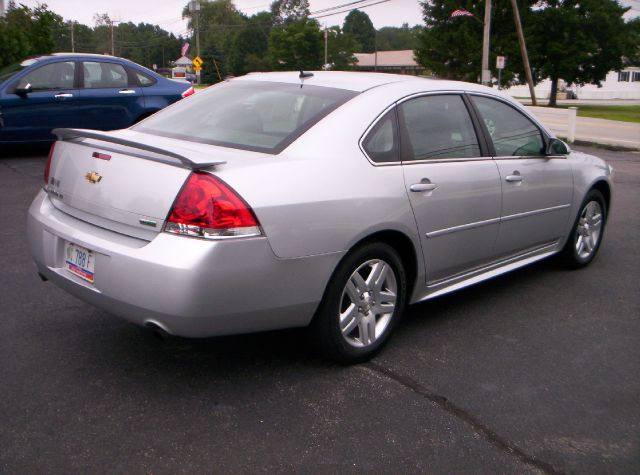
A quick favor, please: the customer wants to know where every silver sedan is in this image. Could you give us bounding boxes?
[28,72,613,363]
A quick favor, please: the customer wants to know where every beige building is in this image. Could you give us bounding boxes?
[354,50,425,75]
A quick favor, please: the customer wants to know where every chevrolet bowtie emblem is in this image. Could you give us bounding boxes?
[85,171,102,184]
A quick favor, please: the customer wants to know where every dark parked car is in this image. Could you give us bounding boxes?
[0,53,194,144]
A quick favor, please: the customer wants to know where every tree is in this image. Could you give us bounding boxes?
[183,0,246,79]
[342,10,375,53]
[376,24,421,51]
[268,18,322,70]
[325,26,358,70]
[0,3,63,68]
[228,11,272,74]
[529,0,635,106]
[270,0,310,25]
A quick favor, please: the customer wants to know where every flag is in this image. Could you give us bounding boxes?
[451,8,474,17]
[181,42,190,57]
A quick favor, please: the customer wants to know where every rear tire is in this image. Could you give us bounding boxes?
[560,189,607,268]
[310,242,406,364]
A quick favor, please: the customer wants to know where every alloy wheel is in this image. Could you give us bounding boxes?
[575,200,603,259]
[339,259,398,348]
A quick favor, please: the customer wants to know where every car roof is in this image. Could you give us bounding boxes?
[234,71,503,95]
[28,53,127,63]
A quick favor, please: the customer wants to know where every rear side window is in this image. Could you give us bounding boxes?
[362,110,399,163]
[82,61,128,89]
[16,61,75,91]
[471,95,544,157]
[135,71,155,86]
[399,94,481,161]
[135,81,358,154]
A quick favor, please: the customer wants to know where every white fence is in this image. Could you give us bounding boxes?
[526,106,578,143]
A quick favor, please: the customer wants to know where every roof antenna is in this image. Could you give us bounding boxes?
[299,69,314,88]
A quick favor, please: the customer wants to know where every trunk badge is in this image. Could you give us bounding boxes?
[85,171,102,184]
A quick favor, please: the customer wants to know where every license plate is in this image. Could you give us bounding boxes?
[64,242,95,283]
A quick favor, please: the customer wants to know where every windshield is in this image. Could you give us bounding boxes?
[0,58,38,84]
[134,80,358,154]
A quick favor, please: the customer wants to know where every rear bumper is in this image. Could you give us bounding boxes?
[27,190,341,337]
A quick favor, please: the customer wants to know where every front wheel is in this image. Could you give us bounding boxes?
[310,242,406,364]
[560,189,607,268]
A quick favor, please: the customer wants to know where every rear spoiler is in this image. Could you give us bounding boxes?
[52,128,225,170]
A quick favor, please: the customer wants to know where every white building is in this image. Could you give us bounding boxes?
[506,67,640,100]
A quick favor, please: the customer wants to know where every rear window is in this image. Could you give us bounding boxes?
[134,80,358,154]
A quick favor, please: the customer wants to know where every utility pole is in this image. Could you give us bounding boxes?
[509,0,537,105]
[70,21,75,53]
[0,0,5,17]
[189,1,201,85]
[324,26,328,68]
[481,0,492,85]
[110,18,114,55]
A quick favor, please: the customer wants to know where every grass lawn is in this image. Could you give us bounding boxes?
[558,105,640,123]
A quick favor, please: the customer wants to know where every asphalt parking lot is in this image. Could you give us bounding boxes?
[1,145,638,474]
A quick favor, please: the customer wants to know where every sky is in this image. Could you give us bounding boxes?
[15,0,425,35]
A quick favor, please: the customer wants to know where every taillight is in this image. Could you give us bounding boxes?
[44,142,56,185]
[164,171,261,239]
[181,86,195,98]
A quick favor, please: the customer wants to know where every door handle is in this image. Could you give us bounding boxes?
[410,183,438,192]
[54,93,73,99]
[505,171,523,183]
[118,89,136,94]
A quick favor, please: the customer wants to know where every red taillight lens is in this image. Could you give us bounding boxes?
[181,86,195,98]
[165,172,261,238]
[44,142,56,185]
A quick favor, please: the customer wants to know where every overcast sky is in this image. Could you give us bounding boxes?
[14,0,640,36]
[16,0,425,35]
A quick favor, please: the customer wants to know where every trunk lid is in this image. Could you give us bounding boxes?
[45,129,257,240]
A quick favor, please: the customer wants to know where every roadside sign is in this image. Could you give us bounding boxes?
[193,56,203,68]
[496,56,506,70]
[193,65,202,71]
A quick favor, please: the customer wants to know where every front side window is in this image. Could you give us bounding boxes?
[399,94,481,161]
[16,61,75,91]
[135,81,357,154]
[82,61,128,88]
[362,110,399,163]
[472,96,544,157]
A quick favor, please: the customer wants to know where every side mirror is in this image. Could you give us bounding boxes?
[546,137,570,155]
[14,82,33,96]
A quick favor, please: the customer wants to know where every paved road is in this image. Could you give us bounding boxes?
[1,146,639,474]
[525,108,640,150]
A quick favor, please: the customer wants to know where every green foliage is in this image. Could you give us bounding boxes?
[415,0,638,102]
[228,11,273,74]
[268,19,322,70]
[375,24,421,51]
[270,0,310,25]
[0,3,63,68]
[342,10,375,53]
[325,26,358,70]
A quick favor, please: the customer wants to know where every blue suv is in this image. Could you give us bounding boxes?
[0,53,194,144]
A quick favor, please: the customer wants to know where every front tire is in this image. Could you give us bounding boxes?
[560,189,607,268]
[310,242,406,364]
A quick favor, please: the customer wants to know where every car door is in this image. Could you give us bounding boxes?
[469,95,573,258]
[78,60,144,130]
[397,93,502,284]
[0,60,78,142]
